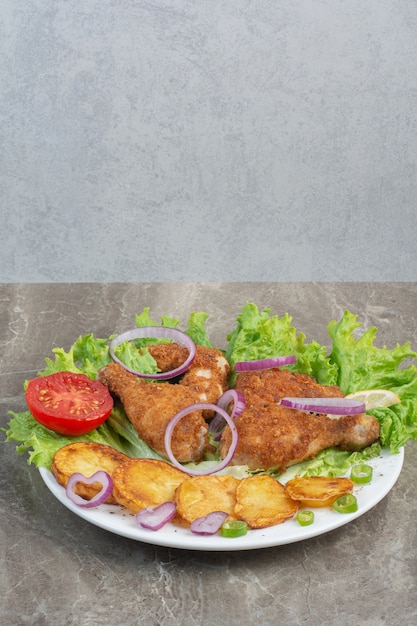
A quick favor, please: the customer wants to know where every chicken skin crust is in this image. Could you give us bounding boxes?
[220,368,380,471]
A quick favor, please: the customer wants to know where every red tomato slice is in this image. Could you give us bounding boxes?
[26,372,114,436]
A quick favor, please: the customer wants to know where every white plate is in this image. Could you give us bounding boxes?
[39,447,403,552]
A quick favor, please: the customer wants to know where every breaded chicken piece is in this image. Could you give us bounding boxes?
[220,404,380,471]
[98,363,208,463]
[220,368,380,471]
[147,343,229,404]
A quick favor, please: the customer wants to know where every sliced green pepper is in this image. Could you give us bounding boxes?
[333,494,358,514]
[350,464,373,484]
[296,510,315,526]
[221,520,248,538]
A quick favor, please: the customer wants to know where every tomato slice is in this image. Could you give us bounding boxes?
[26,372,114,436]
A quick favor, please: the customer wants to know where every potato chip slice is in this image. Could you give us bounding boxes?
[285,476,354,508]
[175,475,239,523]
[112,458,188,514]
[234,474,299,528]
[51,442,129,504]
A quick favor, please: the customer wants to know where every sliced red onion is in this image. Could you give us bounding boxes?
[281,397,366,415]
[190,511,229,535]
[209,389,246,441]
[66,471,113,508]
[164,403,239,476]
[216,389,245,416]
[136,501,177,531]
[109,326,196,380]
[234,355,296,371]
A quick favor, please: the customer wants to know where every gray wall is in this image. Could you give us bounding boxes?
[2,1,416,282]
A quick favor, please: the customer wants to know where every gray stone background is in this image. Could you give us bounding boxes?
[2,0,416,282]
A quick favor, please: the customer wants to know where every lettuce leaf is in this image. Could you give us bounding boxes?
[5,409,125,468]
[39,333,158,380]
[327,311,417,395]
[226,302,338,385]
[369,400,417,453]
[4,405,164,470]
[278,443,382,479]
[133,307,212,348]
[327,310,417,450]
[185,312,214,348]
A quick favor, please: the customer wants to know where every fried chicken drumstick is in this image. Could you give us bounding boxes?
[220,368,380,471]
[98,344,229,463]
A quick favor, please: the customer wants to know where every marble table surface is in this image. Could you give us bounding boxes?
[1,282,417,626]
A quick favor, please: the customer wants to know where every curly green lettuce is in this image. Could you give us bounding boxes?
[327,310,417,452]
[226,302,338,385]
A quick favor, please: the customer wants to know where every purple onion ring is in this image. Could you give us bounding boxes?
[281,397,366,415]
[109,326,196,380]
[234,355,296,372]
[66,471,113,508]
[164,403,239,476]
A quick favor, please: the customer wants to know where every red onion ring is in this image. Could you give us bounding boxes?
[281,397,366,415]
[234,355,296,371]
[209,389,245,441]
[164,403,239,476]
[66,471,114,508]
[190,511,229,535]
[109,326,196,380]
[136,501,177,531]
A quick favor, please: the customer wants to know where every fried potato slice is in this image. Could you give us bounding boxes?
[285,476,355,508]
[51,442,129,504]
[175,475,239,524]
[234,474,299,528]
[112,458,189,514]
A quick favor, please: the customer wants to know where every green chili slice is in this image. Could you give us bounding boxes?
[333,494,358,514]
[350,464,373,484]
[296,510,315,526]
[221,520,248,538]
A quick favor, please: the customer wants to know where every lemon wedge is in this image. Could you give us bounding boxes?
[346,389,401,411]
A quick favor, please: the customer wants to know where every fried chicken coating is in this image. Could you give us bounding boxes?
[220,368,380,471]
[234,368,345,409]
[147,343,229,404]
[98,362,208,463]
